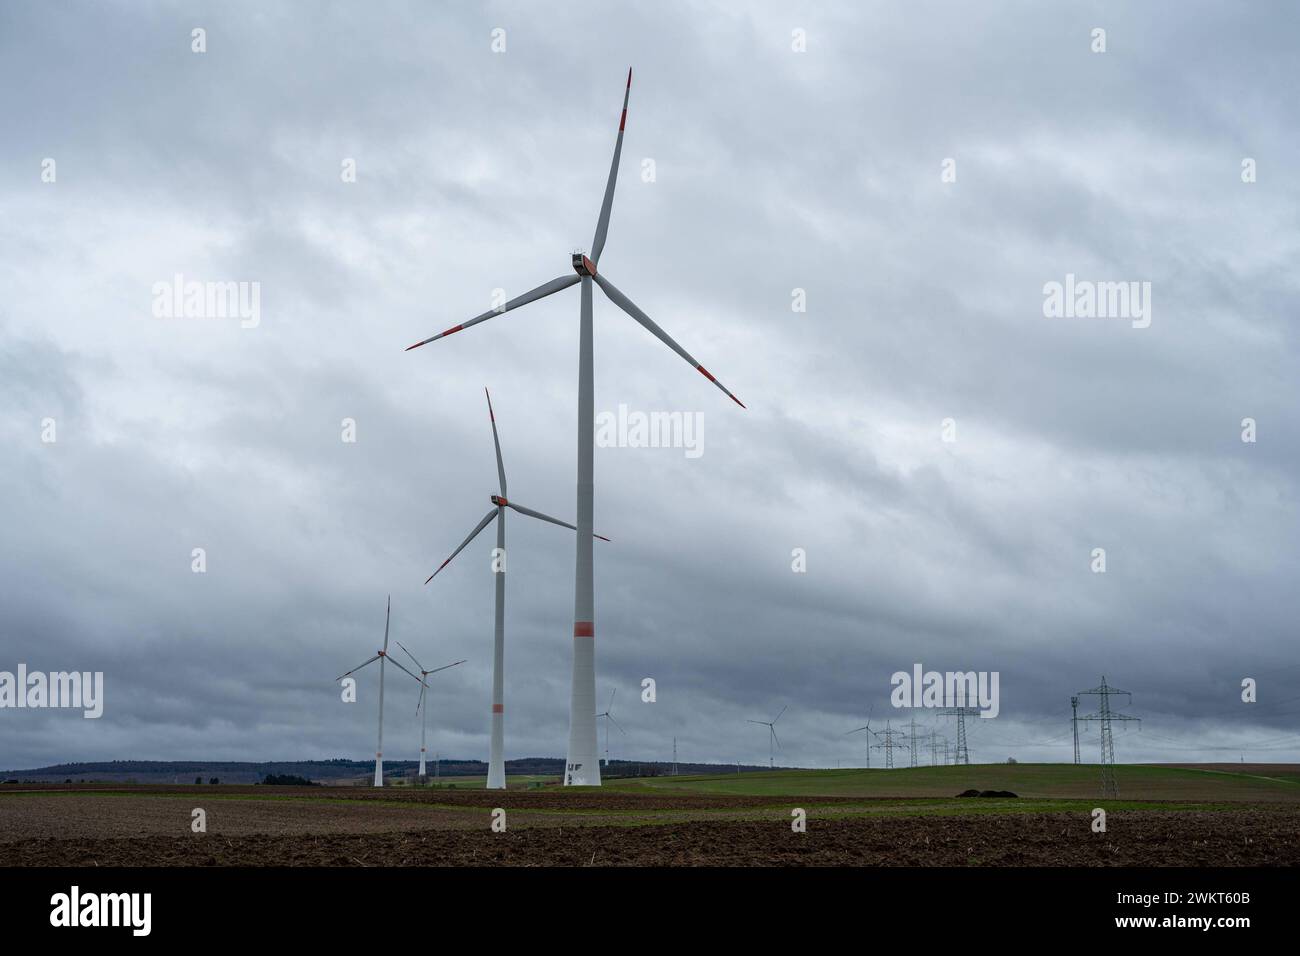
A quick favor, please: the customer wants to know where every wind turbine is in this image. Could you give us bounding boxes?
[395,641,465,778]
[406,70,745,786]
[335,597,425,787]
[845,706,875,769]
[748,705,786,769]
[423,388,608,790]
[595,689,625,768]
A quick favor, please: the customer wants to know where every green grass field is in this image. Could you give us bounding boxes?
[348,763,1300,803]
[605,763,1300,802]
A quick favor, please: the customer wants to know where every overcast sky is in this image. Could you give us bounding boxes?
[2,1,1298,773]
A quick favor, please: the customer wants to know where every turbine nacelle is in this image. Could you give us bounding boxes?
[491,494,509,507]
[572,253,597,277]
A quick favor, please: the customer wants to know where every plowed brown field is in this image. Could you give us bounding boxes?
[2,787,1298,866]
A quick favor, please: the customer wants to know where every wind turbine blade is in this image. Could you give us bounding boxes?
[590,68,632,264]
[416,681,426,715]
[382,596,391,652]
[746,719,767,726]
[405,274,580,351]
[609,688,616,712]
[771,728,781,750]
[505,500,575,531]
[427,658,467,676]
[773,705,787,725]
[609,713,626,735]
[845,726,871,735]
[336,655,380,681]
[395,640,426,674]
[485,388,507,496]
[506,500,612,541]
[425,508,498,584]
[593,273,745,408]
[385,655,425,685]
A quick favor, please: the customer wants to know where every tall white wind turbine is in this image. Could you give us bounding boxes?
[423,389,608,790]
[336,597,425,787]
[748,705,786,769]
[395,641,465,778]
[407,69,744,786]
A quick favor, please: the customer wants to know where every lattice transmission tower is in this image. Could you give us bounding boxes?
[1070,696,1080,765]
[939,707,980,765]
[1077,676,1140,797]
[871,720,910,769]
[903,716,924,768]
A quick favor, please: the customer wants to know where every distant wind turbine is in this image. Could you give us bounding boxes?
[395,641,465,778]
[406,70,745,785]
[748,705,786,769]
[336,597,425,787]
[595,689,625,767]
[423,388,607,789]
[845,706,875,769]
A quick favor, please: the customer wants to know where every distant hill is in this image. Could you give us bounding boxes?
[0,757,772,784]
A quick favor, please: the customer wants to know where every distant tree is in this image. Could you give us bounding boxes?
[209,777,219,785]
[1006,757,1017,764]
[195,776,202,785]
[262,773,316,786]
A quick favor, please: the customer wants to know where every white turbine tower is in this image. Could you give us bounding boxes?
[747,706,786,769]
[595,689,625,768]
[395,641,465,778]
[336,597,425,787]
[407,70,745,786]
[423,389,607,790]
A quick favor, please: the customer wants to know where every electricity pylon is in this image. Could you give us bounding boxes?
[1070,696,1081,765]
[939,707,980,765]
[903,716,924,768]
[871,721,910,769]
[1077,676,1140,797]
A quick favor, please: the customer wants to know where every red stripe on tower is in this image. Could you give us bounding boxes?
[492,704,503,714]
[574,621,595,638]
